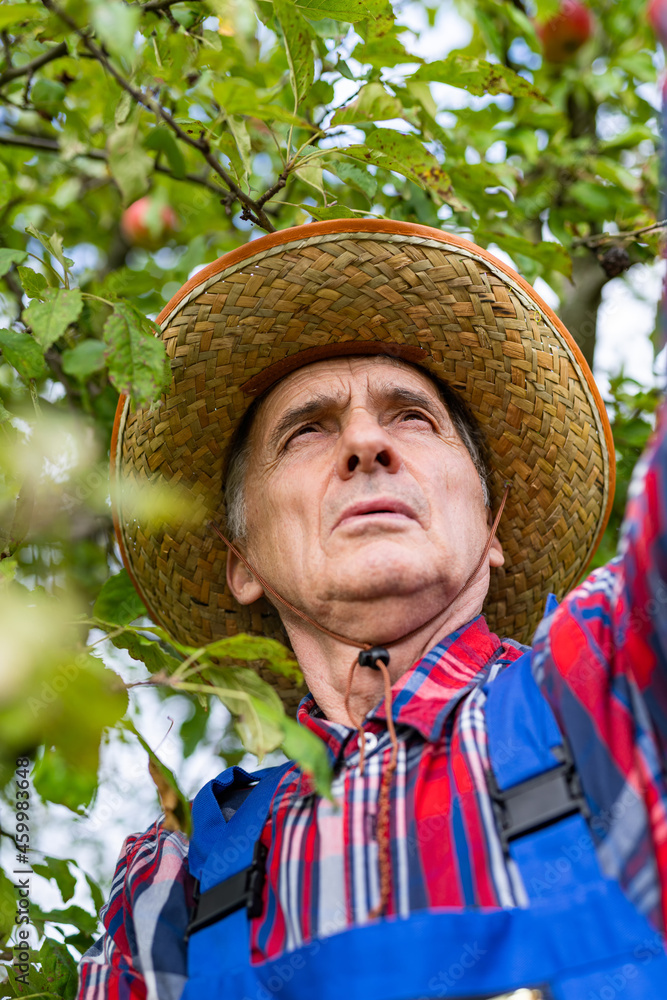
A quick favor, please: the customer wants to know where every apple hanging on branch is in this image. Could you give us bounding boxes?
[537,0,594,63]
[121,196,179,250]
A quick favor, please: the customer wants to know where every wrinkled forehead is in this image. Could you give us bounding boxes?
[249,354,448,445]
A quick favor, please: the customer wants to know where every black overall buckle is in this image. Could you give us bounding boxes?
[186,839,268,938]
[486,743,589,857]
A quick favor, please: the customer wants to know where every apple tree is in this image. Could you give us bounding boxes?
[0,0,664,995]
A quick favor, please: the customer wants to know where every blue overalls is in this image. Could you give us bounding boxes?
[182,649,667,1000]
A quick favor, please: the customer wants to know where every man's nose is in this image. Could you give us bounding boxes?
[335,412,401,478]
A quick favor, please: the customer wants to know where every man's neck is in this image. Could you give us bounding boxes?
[282,587,487,726]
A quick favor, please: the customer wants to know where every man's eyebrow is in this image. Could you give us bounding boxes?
[377,386,445,418]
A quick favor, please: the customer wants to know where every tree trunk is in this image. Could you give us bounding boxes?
[556,254,608,370]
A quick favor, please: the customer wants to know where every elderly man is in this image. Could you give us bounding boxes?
[81,221,667,1000]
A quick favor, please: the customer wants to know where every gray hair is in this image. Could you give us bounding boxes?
[224,361,491,541]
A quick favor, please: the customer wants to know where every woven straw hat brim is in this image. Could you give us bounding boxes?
[111,220,615,713]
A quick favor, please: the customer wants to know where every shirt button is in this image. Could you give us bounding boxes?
[357,731,378,752]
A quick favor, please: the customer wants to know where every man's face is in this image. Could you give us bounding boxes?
[227,356,503,640]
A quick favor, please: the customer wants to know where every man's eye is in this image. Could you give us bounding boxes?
[400,410,432,424]
[287,424,319,445]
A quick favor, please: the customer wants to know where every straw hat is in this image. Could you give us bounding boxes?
[111,220,615,711]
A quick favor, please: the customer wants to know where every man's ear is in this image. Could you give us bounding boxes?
[488,534,505,569]
[226,548,265,605]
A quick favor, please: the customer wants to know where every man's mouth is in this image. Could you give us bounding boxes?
[333,498,418,530]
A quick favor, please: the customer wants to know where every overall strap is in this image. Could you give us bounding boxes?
[484,647,600,901]
[187,760,295,936]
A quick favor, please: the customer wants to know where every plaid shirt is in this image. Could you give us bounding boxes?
[78,407,667,1000]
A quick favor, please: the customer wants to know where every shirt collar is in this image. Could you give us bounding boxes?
[297,615,511,760]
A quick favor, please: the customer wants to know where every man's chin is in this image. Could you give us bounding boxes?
[322,544,442,603]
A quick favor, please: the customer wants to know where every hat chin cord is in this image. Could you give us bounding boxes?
[210,482,509,920]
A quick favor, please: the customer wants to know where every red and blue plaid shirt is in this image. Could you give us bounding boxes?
[78,407,667,1000]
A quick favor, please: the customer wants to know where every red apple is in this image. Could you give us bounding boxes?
[648,0,667,47]
[121,197,179,249]
[537,1,593,63]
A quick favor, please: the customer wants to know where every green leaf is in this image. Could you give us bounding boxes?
[616,51,656,84]
[533,0,560,17]
[341,129,464,208]
[5,946,45,997]
[589,157,641,194]
[332,82,404,125]
[179,701,209,758]
[292,0,385,21]
[23,287,83,350]
[295,161,324,195]
[103,303,172,408]
[0,4,41,29]
[568,180,615,215]
[0,248,27,277]
[31,78,66,114]
[24,225,75,276]
[203,665,285,760]
[91,0,140,61]
[31,857,77,904]
[600,125,655,151]
[207,676,331,797]
[213,79,311,127]
[279,714,332,798]
[85,872,105,913]
[274,0,315,107]
[202,633,302,683]
[413,56,546,102]
[34,903,98,936]
[0,869,14,948]
[107,125,153,204]
[38,938,79,1000]
[481,231,572,279]
[61,339,107,380]
[218,132,246,185]
[307,204,359,220]
[109,629,180,674]
[31,658,128,812]
[226,115,252,187]
[115,90,132,127]
[0,329,47,380]
[93,568,146,625]
[330,158,377,200]
[143,127,186,179]
[17,265,48,299]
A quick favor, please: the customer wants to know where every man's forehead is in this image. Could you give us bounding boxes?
[257,355,443,421]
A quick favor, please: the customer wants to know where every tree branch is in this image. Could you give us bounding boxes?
[142,0,203,11]
[572,220,667,248]
[0,131,237,200]
[255,169,290,209]
[39,0,276,232]
[0,41,68,87]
